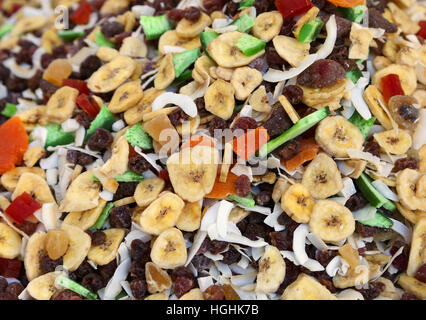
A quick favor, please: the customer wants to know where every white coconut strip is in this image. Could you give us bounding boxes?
[220,232,268,248]
[303,259,325,272]
[338,177,357,199]
[337,289,365,300]
[200,201,220,231]
[215,261,232,278]
[198,276,214,292]
[32,47,45,69]
[119,281,134,299]
[46,168,58,186]
[163,45,187,54]
[316,15,337,59]
[236,204,271,215]
[292,223,310,265]
[100,190,114,201]
[112,120,125,132]
[41,203,58,230]
[68,47,98,72]
[40,152,59,170]
[280,250,300,265]
[413,108,426,150]
[263,54,318,82]
[20,236,27,259]
[125,229,152,248]
[0,83,6,100]
[264,204,285,232]
[337,160,355,176]
[152,92,197,117]
[351,77,372,120]
[117,242,130,265]
[389,218,412,243]
[204,251,224,261]
[371,180,398,201]
[237,256,249,269]
[190,77,210,100]
[132,4,156,17]
[371,246,404,281]
[61,119,80,132]
[134,147,162,172]
[341,101,356,119]
[307,232,328,250]
[103,258,131,300]
[230,272,257,287]
[185,230,207,267]
[251,247,264,261]
[229,263,256,275]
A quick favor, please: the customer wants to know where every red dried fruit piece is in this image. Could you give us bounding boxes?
[76,94,99,118]
[275,0,313,18]
[417,20,426,38]
[0,117,29,174]
[71,2,93,25]
[62,79,90,95]
[381,74,404,103]
[5,192,42,224]
[0,258,21,278]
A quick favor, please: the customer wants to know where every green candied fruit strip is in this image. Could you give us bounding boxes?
[231,14,254,33]
[90,202,114,231]
[338,5,367,23]
[358,211,393,229]
[115,290,128,300]
[297,18,324,43]
[95,31,115,48]
[346,68,363,84]
[173,69,193,86]
[239,0,255,10]
[58,30,84,40]
[236,34,266,56]
[93,171,144,183]
[140,15,171,40]
[228,194,255,208]
[0,24,13,39]
[57,277,98,300]
[125,122,153,150]
[173,48,201,78]
[42,124,75,148]
[259,106,330,157]
[355,173,396,211]
[348,110,376,139]
[200,31,219,52]
[86,105,116,140]
[1,103,17,117]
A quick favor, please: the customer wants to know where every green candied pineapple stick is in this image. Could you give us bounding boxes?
[228,194,255,208]
[57,277,98,300]
[173,48,201,78]
[140,15,171,40]
[348,110,376,139]
[358,211,393,229]
[86,105,116,140]
[237,34,266,56]
[231,14,254,33]
[90,202,114,231]
[355,173,396,211]
[125,122,153,150]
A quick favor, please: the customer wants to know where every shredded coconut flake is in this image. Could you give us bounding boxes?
[152,92,198,117]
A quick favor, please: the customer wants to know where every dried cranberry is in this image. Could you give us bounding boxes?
[109,206,132,229]
[196,237,210,255]
[171,266,194,281]
[101,21,124,38]
[87,128,113,151]
[209,116,228,137]
[297,59,346,88]
[82,273,104,292]
[278,140,300,161]
[328,46,357,72]
[363,140,381,157]
[184,6,201,22]
[358,281,385,300]
[195,97,205,110]
[255,190,271,206]
[234,174,251,197]
[15,44,37,65]
[278,259,300,292]
[39,255,63,275]
[401,292,419,300]
[202,0,226,13]
[51,289,83,300]
[263,106,292,138]
[91,230,106,246]
[355,222,377,238]
[277,213,299,235]
[203,285,225,300]
[0,278,7,293]
[168,108,189,126]
[128,154,150,174]
[113,182,138,201]
[369,8,397,33]
[345,194,368,212]
[269,231,292,251]
[130,279,147,299]
[167,9,185,22]
[208,240,228,255]
[312,0,325,8]
[415,264,426,283]
[282,85,303,105]
[80,55,102,80]
[174,276,194,297]
[66,150,94,166]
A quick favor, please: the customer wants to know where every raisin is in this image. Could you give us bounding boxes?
[0,278,7,293]
[27,70,43,92]
[130,260,146,279]
[101,21,125,38]
[203,285,225,300]
[401,292,419,300]
[0,64,10,82]
[243,223,269,241]
[0,292,18,300]
[169,108,189,126]
[277,213,299,235]
[82,273,104,292]
[225,1,239,16]
[39,79,59,102]
[15,44,37,65]
[195,97,205,110]
[232,116,257,133]
[74,109,93,129]
[184,6,201,22]
[196,237,210,255]
[358,281,385,300]
[390,240,409,271]
[312,0,325,8]
[131,239,151,262]
[369,8,397,33]
[415,264,426,283]
[98,260,117,283]
[234,174,251,197]
[265,47,286,70]
[328,46,357,72]
[87,128,113,151]
[174,276,194,297]
[80,55,102,80]
[278,140,300,161]
[208,240,228,254]
[171,266,194,281]
[202,0,226,13]
[109,205,132,228]
[167,9,185,22]
[398,104,419,123]
[345,193,368,212]
[51,289,83,300]
[263,105,292,138]
[363,140,381,157]
[248,57,265,72]
[297,59,346,88]
[255,190,272,206]
[130,279,147,299]
[91,230,106,246]
[282,85,303,105]
[209,116,228,137]
[66,150,94,166]
[191,254,211,272]
[113,182,138,201]
[280,18,296,36]
[39,255,63,275]
[114,31,131,45]
[355,222,377,238]
[278,259,300,292]
[16,220,38,236]
[128,154,150,174]
[253,0,270,14]
[41,53,54,69]
[316,250,337,267]
[6,76,27,92]
[74,260,95,279]
[269,231,292,251]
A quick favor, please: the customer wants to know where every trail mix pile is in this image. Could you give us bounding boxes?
[0,0,424,301]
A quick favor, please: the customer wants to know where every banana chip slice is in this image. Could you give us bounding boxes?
[150,228,187,269]
[88,228,125,266]
[253,11,283,42]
